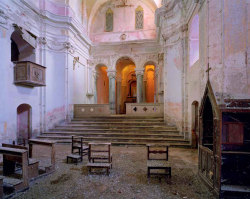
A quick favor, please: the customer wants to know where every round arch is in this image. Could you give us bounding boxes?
[17,103,32,145]
[143,60,157,69]
[115,56,136,114]
[143,61,157,103]
[115,56,136,69]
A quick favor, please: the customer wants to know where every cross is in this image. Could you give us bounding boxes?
[116,0,133,8]
[206,63,212,80]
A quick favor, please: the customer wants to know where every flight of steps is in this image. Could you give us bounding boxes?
[38,116,190,147]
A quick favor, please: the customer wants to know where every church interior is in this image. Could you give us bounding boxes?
[0,0,249,198]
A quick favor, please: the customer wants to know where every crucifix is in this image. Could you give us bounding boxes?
[206,63,212,80]
[116,0,133,8]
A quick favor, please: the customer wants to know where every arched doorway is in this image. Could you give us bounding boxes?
[144,64,155,103]
[202,97,214,150]
[192,101,199,133]
[96,65,109,104]
[17,104,32,145]
[116,57,136,114]
[191,101,199,148]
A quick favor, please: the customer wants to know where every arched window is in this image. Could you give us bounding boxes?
[189,14,199,67]
[135,6,144,30]
[105,8,113,32]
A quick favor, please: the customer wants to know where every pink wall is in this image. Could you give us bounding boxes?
[223,0,249,95]
[90,1,156,43]
[38,0,74,18]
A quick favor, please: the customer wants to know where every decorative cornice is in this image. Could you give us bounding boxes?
[38,37,47,45]
[0,9,9,25]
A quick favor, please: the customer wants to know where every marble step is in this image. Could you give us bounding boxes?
[49,128,179,133]
[38,135,188,143]
[36,137,190,147]
[42,132,183,138]
[71,118,165,122]
[53,126,177,130]
[72,116,163,119]
[68,122,167,126]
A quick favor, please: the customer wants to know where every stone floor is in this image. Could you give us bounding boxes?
[14,144,215,199]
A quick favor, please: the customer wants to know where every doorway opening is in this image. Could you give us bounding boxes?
[17,104,32,145]
[202,97,214,151]
[144,64,155,103]
[96,65,109,104]
[116,57,136,114]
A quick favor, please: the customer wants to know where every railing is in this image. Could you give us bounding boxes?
[199,145,214,186]
[74,104,111,118]
[126,103,164,116]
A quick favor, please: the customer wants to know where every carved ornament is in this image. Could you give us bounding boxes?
[107,70,116,78]
[0,9,9,25]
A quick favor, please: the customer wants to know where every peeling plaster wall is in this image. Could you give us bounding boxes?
[157,0,250,141]
[0,0,90,143]
[223,0,249,97]
[164,41,183,129]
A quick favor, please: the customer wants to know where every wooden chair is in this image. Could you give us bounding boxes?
[67,136,89,164]
[87,143,112,175]
[146,144,171,181]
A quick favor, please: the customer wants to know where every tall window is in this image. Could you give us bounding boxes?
[135,6,144,30]
[189,14,199,67]
[106,8,113,32]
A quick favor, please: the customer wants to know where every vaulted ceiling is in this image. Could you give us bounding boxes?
[86,0,161,18]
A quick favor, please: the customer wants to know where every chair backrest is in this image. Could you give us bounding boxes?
[147,144,170,161]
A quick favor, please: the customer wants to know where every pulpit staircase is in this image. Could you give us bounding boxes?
[38,116,190,147]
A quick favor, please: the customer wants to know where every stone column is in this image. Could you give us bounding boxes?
[135,69,144,103]
[93,71,98,104]
[107,70,116,114]
[116,76,122,114]
[143,74,147,102]
[155,67,159,103]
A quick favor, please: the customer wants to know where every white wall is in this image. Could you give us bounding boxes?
[0,0,90,143]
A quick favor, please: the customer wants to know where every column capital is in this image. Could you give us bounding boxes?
[135,69,144,77]
[87,59,95,67]
[107,70,116,78]
[92,71,99,80]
